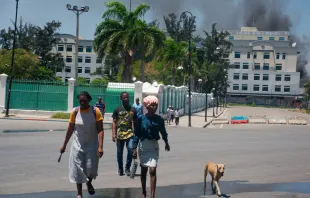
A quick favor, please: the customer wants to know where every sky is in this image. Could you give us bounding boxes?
[1,0,310,40]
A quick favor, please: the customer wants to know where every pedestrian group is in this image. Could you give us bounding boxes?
[60,91,171,198]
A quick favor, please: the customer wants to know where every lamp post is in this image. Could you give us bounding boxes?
[5,0,19,118]
[204,78,208,122]
[198,79,202,93]
[66,4,89,80]
[180,11,194,127]
[212,88,215,117]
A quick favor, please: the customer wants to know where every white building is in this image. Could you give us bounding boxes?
[51,34,103,82]
[225,27,300,101]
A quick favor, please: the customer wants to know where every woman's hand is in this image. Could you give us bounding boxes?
[165,143,170,152]
[60,145,66,153]
[97,147,104,158]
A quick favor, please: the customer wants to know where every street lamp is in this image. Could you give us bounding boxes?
[204,78,208,122]
[66,4,89,80]
[180,11,194,127]
[212,88,215,117]
[198,79,202,93]
[5,0,19,117]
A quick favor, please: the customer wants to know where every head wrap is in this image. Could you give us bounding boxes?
[143,95,158,108]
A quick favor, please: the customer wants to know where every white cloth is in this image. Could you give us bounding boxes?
[69,108,99,184]
[138,139,159,168]
[174,110,180,118]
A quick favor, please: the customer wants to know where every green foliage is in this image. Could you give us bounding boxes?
[91,77,109,86]
[94,1,166,82]
[77,77,89,85]
[51,112,70,119]
[251,102,257,107]
[304,81,310,95]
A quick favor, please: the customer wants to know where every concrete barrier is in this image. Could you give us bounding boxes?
[268,117,287,124]
[288,116,307,125]
[212,118,229,125]
[231,116,249,124]
[249,116,267,124]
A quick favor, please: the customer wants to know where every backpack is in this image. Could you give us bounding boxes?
[74,106,97,119]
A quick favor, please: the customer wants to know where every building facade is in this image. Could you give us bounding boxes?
[226,27,300,100]
[51,34,103,82]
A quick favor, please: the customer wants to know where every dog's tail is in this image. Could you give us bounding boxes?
[203,164,208,195]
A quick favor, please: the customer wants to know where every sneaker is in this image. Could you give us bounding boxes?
[118,169,124,176]
[125,168,130,176]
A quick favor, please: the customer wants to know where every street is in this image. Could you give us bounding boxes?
[0,118,310,198]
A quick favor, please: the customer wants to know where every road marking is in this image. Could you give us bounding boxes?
[220,124,223,128]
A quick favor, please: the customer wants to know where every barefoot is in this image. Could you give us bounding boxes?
[140,191,146,198]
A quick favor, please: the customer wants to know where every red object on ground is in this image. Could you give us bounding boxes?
[231,120,249,124]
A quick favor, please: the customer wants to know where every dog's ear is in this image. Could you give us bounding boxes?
[216,164,218,169]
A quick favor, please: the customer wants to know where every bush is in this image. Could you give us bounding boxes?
[51,112,70,119]
[251,102,256,107]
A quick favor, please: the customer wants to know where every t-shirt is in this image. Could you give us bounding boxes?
[112,105,135,140]
[95,101,105,113]
[69,106,103,123]
[132,103,143,118]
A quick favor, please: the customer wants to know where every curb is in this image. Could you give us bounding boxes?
[203,108,227,128]
[0,127,112,133]
[0,117,112,124]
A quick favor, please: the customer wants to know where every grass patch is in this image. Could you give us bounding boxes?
[51,112,70,119]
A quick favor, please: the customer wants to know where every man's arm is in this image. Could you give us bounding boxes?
[112,109,118,142]
[159,117,168,144]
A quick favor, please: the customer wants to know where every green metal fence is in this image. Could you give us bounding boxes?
[73,85,134,113]
[5,80,68,111]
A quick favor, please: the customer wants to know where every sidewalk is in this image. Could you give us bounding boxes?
[175,107,226,128]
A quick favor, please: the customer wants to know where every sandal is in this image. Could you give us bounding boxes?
[86,181,95,195]
[77,195,82,198]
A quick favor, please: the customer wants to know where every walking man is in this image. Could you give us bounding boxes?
[95,97,106,118]
[174,108,180,126]
[133,97,143,118]
[112,92,135,176]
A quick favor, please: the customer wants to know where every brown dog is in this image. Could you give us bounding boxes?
[203,162,225,197]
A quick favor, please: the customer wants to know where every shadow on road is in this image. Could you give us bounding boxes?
[2,180,310,198]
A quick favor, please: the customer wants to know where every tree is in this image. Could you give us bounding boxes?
[158,37,187,85]
[94,1,165,82]
[0,48,57,80]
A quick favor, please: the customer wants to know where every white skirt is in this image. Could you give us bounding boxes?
[138,139,159,168]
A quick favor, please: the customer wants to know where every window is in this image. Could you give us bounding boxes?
[284,86,290,92]
[257,36,263,40]
[66,45,72,52]
[279,37,285,41]
[242,84,248,91]
[284,74,291,81]
[269,37,275,40]
[60,56,64,62]
[234,62,240,69]
[78,56,83,63]
[86,78,91,83]
[276,64,282,71]
[253,85,260,92]
[276,53,280,59]
[254,74,260,80]
[57,45,64,51]
[233,73,239,80]
[254,52,257,59]
[85,56,91,63]
[78,46,83,52]
[264,52,270,59]
[243,62,249,69]
[254,63,260,70]
[86,46,92,53]
[263,74,269,81]
[65,77,70,82]
[247,52,250,59]
[229,36,234,40]
[282,53,286,59]
[262,85,268,92]
[233,84,239,90]
[85,67,91,74]
[78,67,82,73]
[223,53,229,59]
[242,73,248,80]
[263,63,269,70]
[234,52,241,58]
[96,58,102,64]
[275,85,281,92]
[66,56,72,63]
[275,74,282,81]
[56,67,62,72]
[65,66,71,73]
[96,67,102,74]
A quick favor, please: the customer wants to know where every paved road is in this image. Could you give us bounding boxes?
[1,121,310,198]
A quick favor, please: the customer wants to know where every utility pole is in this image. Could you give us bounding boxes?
[5,0,19,117]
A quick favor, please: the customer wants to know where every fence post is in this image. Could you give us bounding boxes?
[0,74,8,111]
[67,78,76,112]
[134,81,143,102]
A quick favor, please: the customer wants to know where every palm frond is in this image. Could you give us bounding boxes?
[103,1,128,20]
[132,3,150,18]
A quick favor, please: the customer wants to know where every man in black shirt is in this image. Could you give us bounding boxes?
[112,92,136,176]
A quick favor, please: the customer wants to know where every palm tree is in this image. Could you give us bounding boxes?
[159,37,187,85]
[94,1,165,82]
